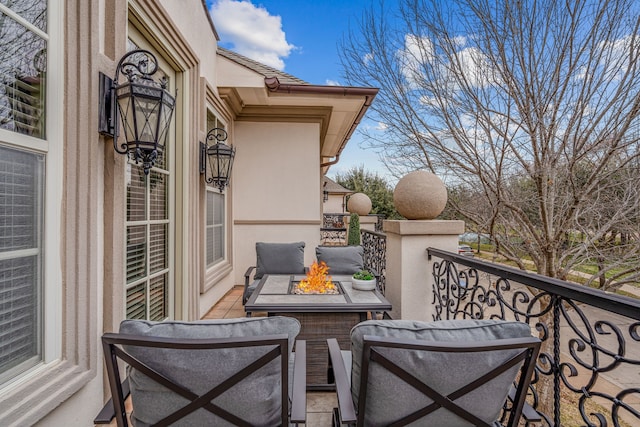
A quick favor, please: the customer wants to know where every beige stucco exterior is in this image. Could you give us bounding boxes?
[0,1,377,425]
[323,194,347,213]
[383,220,465,321]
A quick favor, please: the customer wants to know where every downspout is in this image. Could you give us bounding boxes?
[264,77,378,168]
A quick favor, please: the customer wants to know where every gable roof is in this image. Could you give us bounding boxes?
[216,46,378,173]
[217,47,308,85]
[324,176,354,194]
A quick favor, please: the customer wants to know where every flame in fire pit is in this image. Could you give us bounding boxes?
[295,261,338,294]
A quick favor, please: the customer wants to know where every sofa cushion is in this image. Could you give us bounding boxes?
[315,245,364,275]
[255,241,306,280]
[120,316,300,427]
[349,319,534,427]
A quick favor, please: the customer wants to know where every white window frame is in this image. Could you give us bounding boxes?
[0,0,64,424]
[206,187,225,267]
[202,110,232,291]
[123,28,175,321]
[205,111,227,267]
[0,1,63,393]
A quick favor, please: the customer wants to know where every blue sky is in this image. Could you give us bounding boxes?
[205,0,392,182]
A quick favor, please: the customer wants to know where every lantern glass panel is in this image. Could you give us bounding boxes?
[133,95,160,147]
[208,143,234,183]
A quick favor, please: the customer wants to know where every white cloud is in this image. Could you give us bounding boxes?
[398,33,496,91]
[452,36,467,48]
[455,46,495,88]
[325,79,341,86]
[375,122,388,131]
[210,0,295,70]
[397,34,435,88]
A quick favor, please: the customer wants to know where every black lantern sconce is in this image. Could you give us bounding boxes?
[323,190,329,202]
[99,49,176,175]
[200,127,235,192]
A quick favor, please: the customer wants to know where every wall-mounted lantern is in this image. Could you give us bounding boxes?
[99,49,176,175]
[323,190,329,202]
[200,127,235,192]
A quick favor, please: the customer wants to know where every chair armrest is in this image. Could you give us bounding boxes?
[508,386,541,422]
[244,266,256,286]
[243,266,257,304]
[327,338,356,423]
[290,340,307,424]
[94,377,130,424]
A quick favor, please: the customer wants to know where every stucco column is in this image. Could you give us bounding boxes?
[384,220,465,321]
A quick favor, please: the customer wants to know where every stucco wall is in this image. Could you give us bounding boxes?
[323,194,346,213]
[233,121,323,282]
[158,0,218,83]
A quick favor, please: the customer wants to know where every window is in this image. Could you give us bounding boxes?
[0,146,44,384]
[206,191,224,266]
[205,112,227,268]
[0,2,47,138]
[0,0,49,386]
[124,38,172,321]
[125,163,170,320]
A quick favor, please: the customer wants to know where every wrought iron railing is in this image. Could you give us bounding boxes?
[321,213,347,245]
[361,229,386,295]
[371,214,385,232]
[427,247,640,427]
[322,213,346,228]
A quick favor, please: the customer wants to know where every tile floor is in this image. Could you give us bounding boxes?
[201,285,338,426]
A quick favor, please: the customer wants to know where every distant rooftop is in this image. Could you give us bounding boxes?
[217,47,308,85]
[324,176,353,194]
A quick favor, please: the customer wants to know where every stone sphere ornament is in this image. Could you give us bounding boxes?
[347,193,372,216]
[393,171,447,219]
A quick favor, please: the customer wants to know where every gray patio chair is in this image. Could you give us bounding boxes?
[243,241,307,304]
[328,319,540,427]
[315,245,365,275]
[316,245,386,318]
[97,316,306,427]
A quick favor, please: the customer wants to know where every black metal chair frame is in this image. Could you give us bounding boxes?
[328,335,540,427]
[98,333,307,427]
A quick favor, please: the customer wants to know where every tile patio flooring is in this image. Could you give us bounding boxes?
[200,285,337,426]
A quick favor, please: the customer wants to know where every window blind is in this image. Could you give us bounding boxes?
[0,145,43,381]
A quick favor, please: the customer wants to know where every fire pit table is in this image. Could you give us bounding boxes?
[244,274,392,389]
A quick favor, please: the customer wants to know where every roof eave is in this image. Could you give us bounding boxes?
[264,77,378,169]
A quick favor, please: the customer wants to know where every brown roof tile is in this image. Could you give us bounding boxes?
[324,176,353,194]
[217,47,308,85]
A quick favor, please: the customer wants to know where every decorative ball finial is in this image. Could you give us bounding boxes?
[347,193,372,215]
[393,171,447,219]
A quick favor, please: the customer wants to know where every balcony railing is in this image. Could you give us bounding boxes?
[321,213,347,245]
[361,229,386,294]
[427,247,640,427]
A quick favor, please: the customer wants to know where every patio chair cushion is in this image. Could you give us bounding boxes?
[254,241,306,280]
[120,316,300,427]
[315,245,364,275]
[349,319,534,427]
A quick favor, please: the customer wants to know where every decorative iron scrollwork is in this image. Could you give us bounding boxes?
[429,249,640,426]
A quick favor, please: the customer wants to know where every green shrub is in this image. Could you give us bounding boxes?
[347,213,361,245]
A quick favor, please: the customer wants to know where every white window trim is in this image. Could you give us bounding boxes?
[0,2,71,424]
[123,27,176,321]
[201,111,232,293]
[0,0,63,386]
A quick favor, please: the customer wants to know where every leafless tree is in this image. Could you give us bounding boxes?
[0,1,47,136]
[340,0,640,288]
